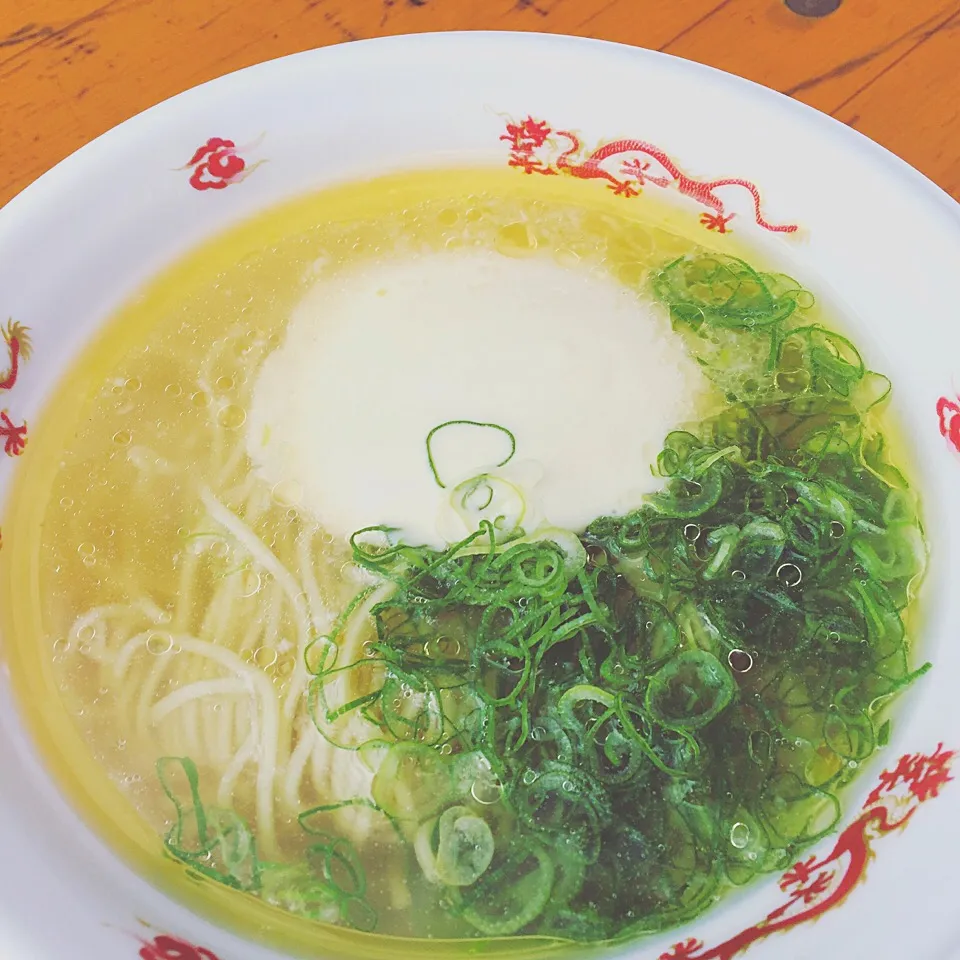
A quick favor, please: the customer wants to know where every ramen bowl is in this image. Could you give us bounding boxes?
[0,30,958,960]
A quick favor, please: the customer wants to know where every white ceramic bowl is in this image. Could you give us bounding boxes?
[1,31,959,960]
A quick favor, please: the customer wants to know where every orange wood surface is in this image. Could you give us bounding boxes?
[0,0,958,209]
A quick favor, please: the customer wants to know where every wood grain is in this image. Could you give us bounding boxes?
[1,0,958,208]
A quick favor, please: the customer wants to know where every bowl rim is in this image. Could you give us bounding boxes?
[2,30,959,234]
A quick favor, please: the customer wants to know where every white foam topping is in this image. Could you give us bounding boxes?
[247,249,708,547]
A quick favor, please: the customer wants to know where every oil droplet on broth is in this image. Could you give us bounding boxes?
[424,635,462,661]
[272,478,303,507]
[253,646,279,669]
[217,403,246,429]
[776,562,803,587]
[729,822,750,849]
[239,569,262,597]
[146,633,173,656]
[728,649,754,674]
[209,539,230,559]
[495,221,538,257]
[471,777,503,805]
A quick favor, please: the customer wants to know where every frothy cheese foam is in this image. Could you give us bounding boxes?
[247,249,708,546]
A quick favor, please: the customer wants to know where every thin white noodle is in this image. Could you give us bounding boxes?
[216,439,248,491]
[113,630,170,682]
[214,696,235,765]
[184,562,232,758]
[341,579,396,664]
[283,667,309,724]
[151,678,250,723]
[200,489,310,659]
[282,720,317,813]
[217,725,258,808]
[178,671,204,758]
[235,696,252,749]
[210,574,241,644]
[305,732,378,843]
[310,734,331,800]
[173,548,200,634]
[135,656,173,744]
[208,585,248,757]
[209,423,225,495]
[166,634,282,857]
[243,482,271,527]
[296,530,333,634]
[238,592,266,654]
[200,678,222,762]
[200,576,243,759]
[70,600,166,662]
[197,573,228,640]
[261,580,283,657]
[389,857,413,910]
[221,472,256,513]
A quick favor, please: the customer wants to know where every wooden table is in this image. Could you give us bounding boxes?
[1,0,958,209]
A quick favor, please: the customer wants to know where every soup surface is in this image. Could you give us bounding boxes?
[0,167,928,952]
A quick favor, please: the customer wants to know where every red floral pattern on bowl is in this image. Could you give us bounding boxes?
[182,137,264,191]
[501,116,799,235]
